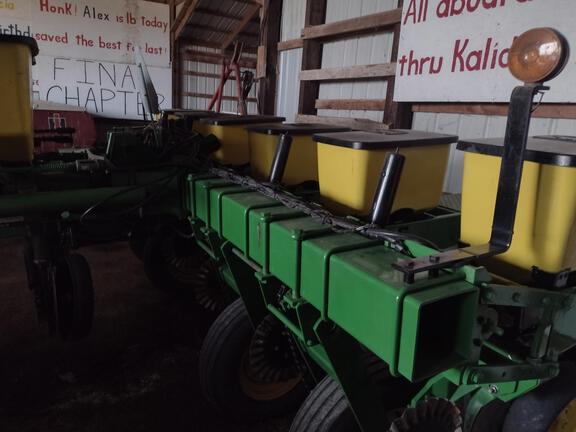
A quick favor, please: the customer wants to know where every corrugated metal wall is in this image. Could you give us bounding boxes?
[318,0,397,121]
[414,113,576,193]
[276,0,306,122]
[276,0,399,122]
[181,45,259,114]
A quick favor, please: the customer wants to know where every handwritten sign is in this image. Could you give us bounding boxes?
[1,0,171,118]
[394,0,576,102]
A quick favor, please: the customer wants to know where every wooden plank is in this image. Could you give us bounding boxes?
[170,0,183,108]
[182,50,257,69]
[172,0,200,40]
[221,4,261,51]
[315,99,386,111]
[180,38,258,53]
[296,114,390,131]
[277,38,304,51]
[184,92,257,103]
[183,70,238,80]
[258,0,282,115]
[383,0,412,129]
[412,103,576,119]
[298,0,327,115]
[300,63,396,81]
[256,45,267,79]
[302,8,401,41]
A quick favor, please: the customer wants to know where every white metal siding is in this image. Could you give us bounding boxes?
[413,113,576,193]
[181,46,258,114]
[318,0,397,121]
[276,48,303,122]
[275,0,399,121]
[280,0,306,41]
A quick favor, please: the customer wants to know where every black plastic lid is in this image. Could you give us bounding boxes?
[458,136,576,167]
[0,35,39,59]
[313,130,458,150]
[162,109,218,119]
[245,123,351,135]
[200,115,286,125]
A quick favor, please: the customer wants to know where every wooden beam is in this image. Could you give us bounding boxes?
[183,50,257,69]
[183,70,238,80]
[412,103,576,119]
[278,38,304,51]
[221,4,261,51]
[383,0,412,129]
[170,0,183,108]
[300,63,396,81]
[180,38,258,53]
[296,114,390,131]
[298,0,327,115]
[315,99,386,111]
[258,0,282,115]
[192,23,259,38]
[183,92,257,103]
[172,0,200,40]
[196,7,259,22]
[302,8,401,41]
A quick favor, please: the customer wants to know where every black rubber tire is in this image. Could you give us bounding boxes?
[469,398,510,432]
[199,299,307,420]
[23,246,40,291]
[142,223,203,292]
[53,254,94,341]
[502,362,576,432]
[128,224,148,261]
[290,376,359,432]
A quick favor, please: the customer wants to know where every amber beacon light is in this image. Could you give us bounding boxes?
[508,27,569,83]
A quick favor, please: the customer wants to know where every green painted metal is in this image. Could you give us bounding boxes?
[390,207,461,250]
[220,192,282,254]
[326,244,477,378]
[299,233,379,316]
[399,283,478,381]
[185,173,217,218]
[248,206,302,271]
[0,187,146,217]
[268,217,332,295]
[193,178,232,224]
[208,186,249,234]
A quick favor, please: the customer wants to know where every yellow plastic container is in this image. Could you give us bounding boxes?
[162,109,216,134]
[0,35,38,163]
[314,130,456,215]
[459,136,576,273]
[246,123,349,185]
[199,115,285,165]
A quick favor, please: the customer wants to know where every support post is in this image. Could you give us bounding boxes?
[298,0,327,115]
[258,0,283,115]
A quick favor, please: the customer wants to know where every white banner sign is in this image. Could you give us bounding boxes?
[394,0,576,102]
[1,0,171,119]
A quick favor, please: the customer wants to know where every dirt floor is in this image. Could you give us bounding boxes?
[0,239,291,432]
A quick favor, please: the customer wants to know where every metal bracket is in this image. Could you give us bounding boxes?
[393,84,546,283]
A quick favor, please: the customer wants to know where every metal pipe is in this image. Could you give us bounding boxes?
[370,152,405,226]
[268,133,293,184]
[0,187,147,217]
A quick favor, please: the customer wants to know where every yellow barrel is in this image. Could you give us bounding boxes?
[459,136,576,274]
[162,109,217,134]
[314,130,455,216]
[246,123,350,185]
[0,35,38,163]
[199,115,285,165]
